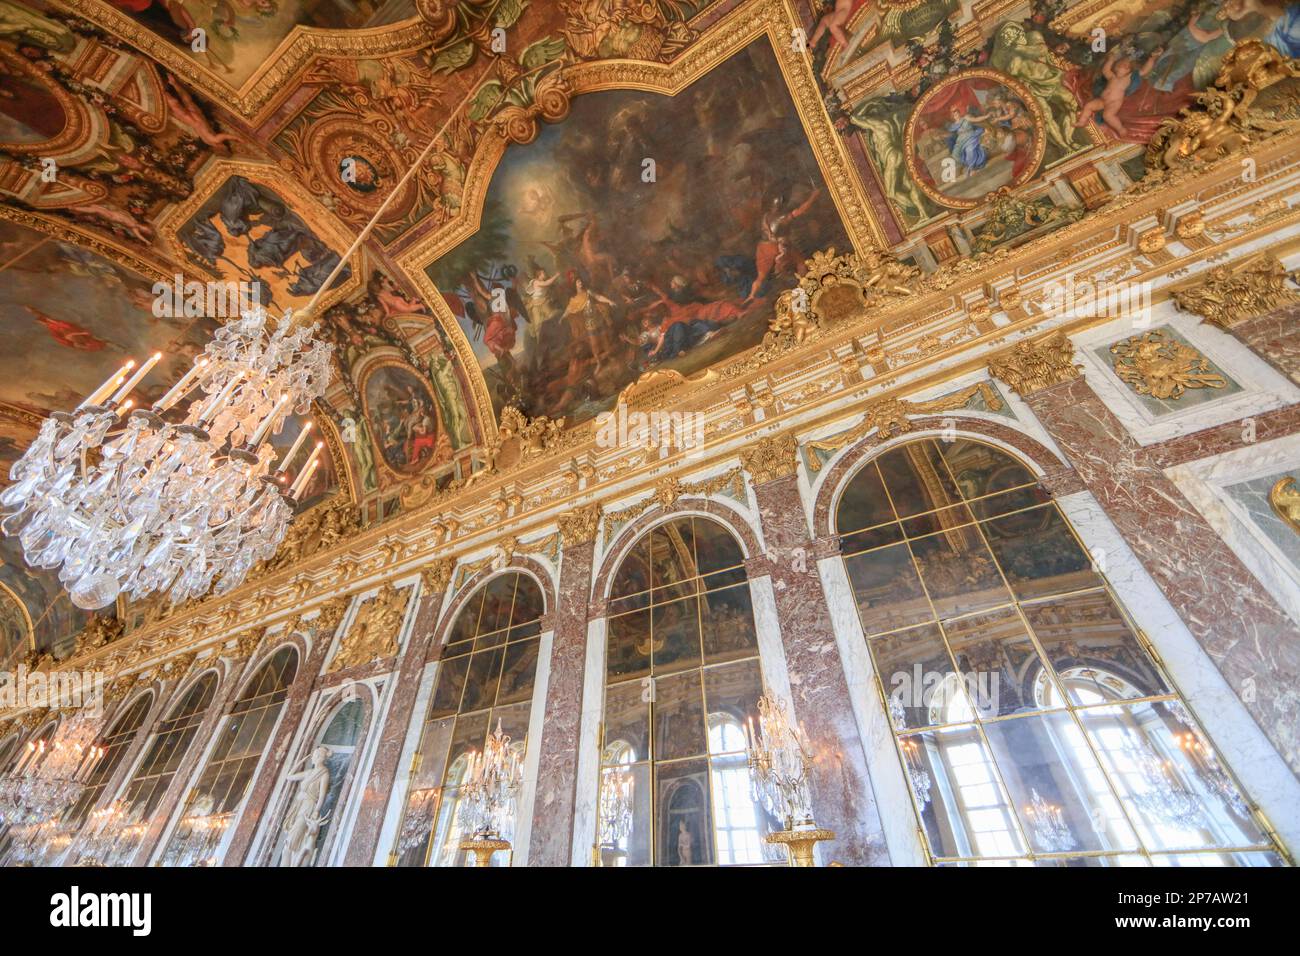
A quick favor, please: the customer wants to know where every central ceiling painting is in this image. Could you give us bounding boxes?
[427,36,851,424]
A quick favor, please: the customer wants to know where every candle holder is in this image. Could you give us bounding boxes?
[746,694,835,867]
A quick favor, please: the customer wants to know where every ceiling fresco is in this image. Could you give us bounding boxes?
[2,0,1287,658]
[801,0,1300,258]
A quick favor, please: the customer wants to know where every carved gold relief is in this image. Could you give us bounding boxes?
[988,333,1082,398]
[421,558,456,594]
[1109,331,1228,400]
[604,468,746,529]
[1147,40,1300,174]
[1172,252,1300,329]
[328,583,410,673]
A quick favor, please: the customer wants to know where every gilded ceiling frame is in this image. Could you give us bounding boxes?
[51,0,431,122]
[397,0,883,438]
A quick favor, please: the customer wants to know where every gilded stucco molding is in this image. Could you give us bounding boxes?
[558,504,602,547]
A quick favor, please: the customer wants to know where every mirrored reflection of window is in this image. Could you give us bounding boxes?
[393,573,543,867]
[161,647,298,866]
[120,673,219,821]
[64,692,154,827]
[0,733,23,775]
[273,699,364,867]
[598,517,781,867]
[837,437,1281,867]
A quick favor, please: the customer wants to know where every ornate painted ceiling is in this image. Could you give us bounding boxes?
[3,0,1299,659]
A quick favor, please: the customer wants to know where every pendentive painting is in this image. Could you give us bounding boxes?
[430,37,851,425]
[803,0,1300,253]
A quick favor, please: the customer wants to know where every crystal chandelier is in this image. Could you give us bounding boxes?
[0,726,104,864]
[746,694,814,830]
[77,797,149,866]
[458,720,522,844]
[1023,787,1076,854]
[0,309,331,609]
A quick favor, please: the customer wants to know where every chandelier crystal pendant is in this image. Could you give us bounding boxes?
[0,308,332,609]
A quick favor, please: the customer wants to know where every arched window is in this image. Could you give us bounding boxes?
[597,516,778,867]
[120,672,219,821]
[271,698,364,867]
[393,572,544,867]
[64,691,154,827]
[0,733,21,775]
[836,436,1279,866]
[161,646,298,866]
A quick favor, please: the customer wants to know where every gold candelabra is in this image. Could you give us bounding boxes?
[746,694,834,867]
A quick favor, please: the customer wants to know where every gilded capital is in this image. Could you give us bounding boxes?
[1172,253,1300,329]
[420,558,455,594]
[988,333,1082,398]
[558,503,602,547]
[740,432,800,485]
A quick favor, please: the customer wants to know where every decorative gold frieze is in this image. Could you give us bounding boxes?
[1172,252,1300,329]
[1109,331,1228,400]
[1147,40,1300,173]
[988,333,1083,398]
[740,433,800,485]
[558,504,603,547]
[327,583,410,673]
[805,382,1005,470]
[1271,477,1300,535]
[312,597,350,636]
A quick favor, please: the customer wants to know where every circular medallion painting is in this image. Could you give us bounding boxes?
[904,69,1045,209]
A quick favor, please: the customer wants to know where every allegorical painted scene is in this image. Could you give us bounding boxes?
[803,0,1300,252]
[430,37,851,424]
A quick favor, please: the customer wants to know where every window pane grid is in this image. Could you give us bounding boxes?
[837,439,1277,866]
[600,518,776,867]
[392,573,542,867]
[65,693,154,827]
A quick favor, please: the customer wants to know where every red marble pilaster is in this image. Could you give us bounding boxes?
[1022,375,1300,775]
[340,584,446,866]
[526,509,598,866]
[749,470,890,865]
[1221,303,1300,385]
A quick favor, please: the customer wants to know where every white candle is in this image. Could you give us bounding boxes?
[155,357,210,412]
[247,393,290,447]
[277,421,313,471]
[290,444,322,497]
[109,352,162,404]
[198,371,243,422]
[82,360,135,408]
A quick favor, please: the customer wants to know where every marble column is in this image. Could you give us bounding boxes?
[222,626,334,865]
[341,560,451,866]
[526,504,600,866]
[740,434,889,866]
[991,334,1300,776]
